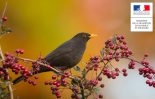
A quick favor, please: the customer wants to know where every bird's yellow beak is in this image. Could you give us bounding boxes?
[90,34,98,38]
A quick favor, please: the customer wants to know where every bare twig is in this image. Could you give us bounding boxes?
[79,82,85,99]
[16,57,60,73]
[16,57,76,80]
[1,0,8,18]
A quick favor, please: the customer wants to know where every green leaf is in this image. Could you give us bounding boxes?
[73,66,81,72]
[112,35,117,44]
[0,26,12,36]
[93,87,100,94]
[100,48,104,57]
[71,78,79,86]
[82,68,86,78]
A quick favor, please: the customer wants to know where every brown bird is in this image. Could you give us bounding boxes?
[13,32,96,84]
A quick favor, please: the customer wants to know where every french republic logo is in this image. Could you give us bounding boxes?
[133,5,150,11]
[131,2,153,32]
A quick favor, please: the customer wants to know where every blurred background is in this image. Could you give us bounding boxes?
[0,0,155,99]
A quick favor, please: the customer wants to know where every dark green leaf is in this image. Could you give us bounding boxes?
[71,78,79,86]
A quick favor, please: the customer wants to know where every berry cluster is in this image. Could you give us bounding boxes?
[104,35,132,61]
[15,49,24,54]
[138,54,155,88]
[3,52,32,82]
[81,35,155,98]
[44,72,70,98]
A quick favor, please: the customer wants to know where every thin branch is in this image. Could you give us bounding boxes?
[1,0,8,18]
[16,57,60,73]
[0,45,4,61]
[80,83,85,99]
[16,57,76,80]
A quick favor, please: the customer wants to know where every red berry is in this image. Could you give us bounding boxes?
[28,80,32,84]
[56,82,61,87]
[2,16,7,21]
[115,68,119,72]
[149,82,153,86]
[100,84,104,88]
[4,75,9,80]
[32,82,37,86]
[115,72,119,76]
[49,81,53,85]
[61,79,66,83]
[16,49,20,53]
[123,72,128,76]
[116,36,121,40]
[0,71,4,75]
[44,81,49,85]
[120,35,125,39]
[99,94,103,98]
[152,81,155,86]
[98,77,102,81]
[122,68,127,72]
[144,53,149,57]
[34,76,38,79]
[20,49,24,54]
[147,75,152,79]
[146,80,150,84]
[123,41,127,45]
[63,82,67,86]
[52,75,57,79]
[53,81,57,85]
[57,94,61,98]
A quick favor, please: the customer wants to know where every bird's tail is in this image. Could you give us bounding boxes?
[13,70,35,85]
[13,64,45,85]
[12,75,25,85]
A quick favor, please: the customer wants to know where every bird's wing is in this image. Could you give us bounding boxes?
[45,40,74,64]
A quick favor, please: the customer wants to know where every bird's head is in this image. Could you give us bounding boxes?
[73,32,97,42]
